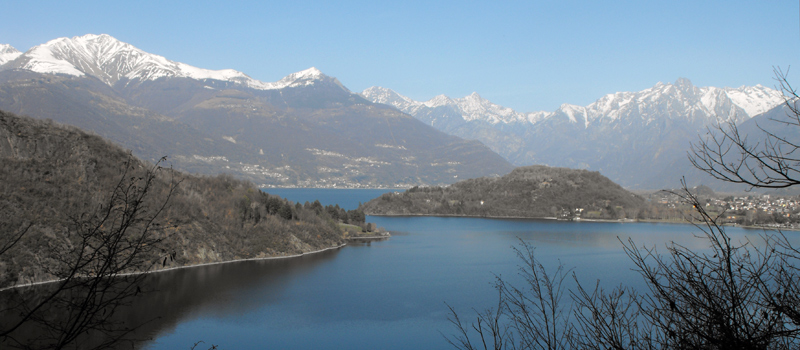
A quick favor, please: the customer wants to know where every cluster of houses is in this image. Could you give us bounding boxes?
[656,192,800,227]
[709,195,799,215]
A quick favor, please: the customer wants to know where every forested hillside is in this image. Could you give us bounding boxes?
[0,110,363,289]
[362,165,654,219]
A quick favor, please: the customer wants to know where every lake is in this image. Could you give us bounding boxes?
[19,189,794,349]
[260,188,398,210]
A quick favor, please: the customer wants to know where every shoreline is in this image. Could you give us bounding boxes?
[346,233,391,240]
[367,213,800,231]
[0,243,347,292]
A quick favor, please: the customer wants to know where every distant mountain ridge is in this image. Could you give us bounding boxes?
[5,33,785,190]
[362,79,785,190]
[0,34,514,188]
[1,34,348,91]
[363,79,782,128]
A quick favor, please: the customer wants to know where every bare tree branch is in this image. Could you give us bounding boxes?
[0,156,178,350]
[689,67,800,189]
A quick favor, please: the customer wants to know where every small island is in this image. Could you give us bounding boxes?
[361,165,651,220]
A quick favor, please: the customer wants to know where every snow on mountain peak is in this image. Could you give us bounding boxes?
[298,67,323,78]
[360,88,531,124]
[457,92,521,123]
[278,67,324,83]
[424,94,455,108]
[5,33,255,85]
[412,92,529,124]
[722,84,785,117]
[3,34,343,93]
[360,86,420,110]
[558,103,588,126]
[361,77,784,131]
[257,67,332,90]
[0,44,22,65]
[361,88,546,125]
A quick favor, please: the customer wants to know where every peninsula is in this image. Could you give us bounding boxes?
[361,165,650,220]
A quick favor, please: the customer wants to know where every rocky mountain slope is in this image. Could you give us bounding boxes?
[362,80,785,190]
[0,34,513,188]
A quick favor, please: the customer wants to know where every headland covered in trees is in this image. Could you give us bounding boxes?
[0,110,377,289]
[361,165,660,220]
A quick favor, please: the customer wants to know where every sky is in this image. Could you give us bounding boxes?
[2,0,799,112]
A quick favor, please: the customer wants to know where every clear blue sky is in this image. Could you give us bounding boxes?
[2,0,798,112]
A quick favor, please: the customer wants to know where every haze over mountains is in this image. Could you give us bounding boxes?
[0,34,513,188]
[0,34,789,191]
[362,79,786,190]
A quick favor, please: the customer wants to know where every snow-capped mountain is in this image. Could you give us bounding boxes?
[551,78,783,128]
[268,67,349,91]
[0,44,21,65]
[362,87,540,125]
[0,34,338,92]
[0,34,512,188]
[362,79,786,190]
[363,78,783,130]
[0,33,787,190]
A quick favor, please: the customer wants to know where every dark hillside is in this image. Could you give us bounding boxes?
[362,165,650,219]
[0,110,352,288]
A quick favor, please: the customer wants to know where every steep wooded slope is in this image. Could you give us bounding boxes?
[0,110,347,288]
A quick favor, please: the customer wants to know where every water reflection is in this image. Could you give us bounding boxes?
[125,248,342,347]
[4,215,797,350]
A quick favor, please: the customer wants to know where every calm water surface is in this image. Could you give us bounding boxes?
[261,188,398,210]
[133,189,790,349]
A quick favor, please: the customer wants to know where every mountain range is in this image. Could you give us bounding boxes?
[0,34,789,191]
[362,78,786,190]
[0,34,513,188]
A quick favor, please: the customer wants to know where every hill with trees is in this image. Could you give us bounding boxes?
[361,165,651,220]
[0,110,368,289]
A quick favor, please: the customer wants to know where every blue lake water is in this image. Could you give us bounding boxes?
[131,189,792,350]
[261,188,398,210]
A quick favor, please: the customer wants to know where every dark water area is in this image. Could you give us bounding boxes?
[3,189,796,349]
[136,212,785,350]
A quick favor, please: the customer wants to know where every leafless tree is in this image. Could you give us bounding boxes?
[447,69,800,349]
[446,241,575,350]
[0,156,177,350]
[689,67,800,189]
[628,183,799,349]
[447,183,800,350]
